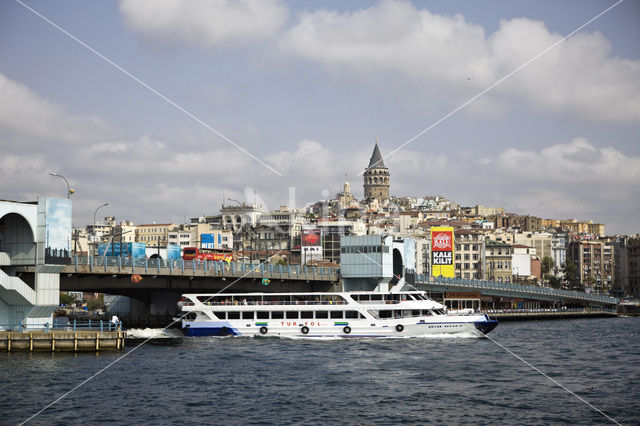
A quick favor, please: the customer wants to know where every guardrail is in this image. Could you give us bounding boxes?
[416,275,619,305]
[478,307,616,314]
[1,320,122,332]
[69,255,340,281]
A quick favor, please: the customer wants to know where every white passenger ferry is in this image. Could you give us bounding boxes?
[178,291,498,338]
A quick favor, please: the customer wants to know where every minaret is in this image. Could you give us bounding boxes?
[363,137,390,200]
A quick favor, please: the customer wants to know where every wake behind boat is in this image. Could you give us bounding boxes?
[178,291,497,338]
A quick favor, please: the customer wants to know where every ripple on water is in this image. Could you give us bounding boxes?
[1,318,638,425]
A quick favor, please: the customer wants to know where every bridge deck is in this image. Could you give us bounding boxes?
[22,256,341,283]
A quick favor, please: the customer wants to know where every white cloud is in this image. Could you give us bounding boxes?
[280,0,640,123]
[0,73,112,145]
[494,138,640,184]
[119,0,289,47]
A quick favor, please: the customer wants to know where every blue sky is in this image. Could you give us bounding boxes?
[0,0,638,233]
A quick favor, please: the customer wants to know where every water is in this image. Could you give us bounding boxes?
[2,318,639,425]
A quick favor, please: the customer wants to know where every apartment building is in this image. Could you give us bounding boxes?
[454,230,485,280]
[485,240,513,283]
[135,223,176,247]
[567,239,614,293]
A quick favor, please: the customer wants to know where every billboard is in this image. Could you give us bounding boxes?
[41,197,72,265]
[201,233,217,249]
[98,242,146,258]
[166,244,181,259]
[301,228,321,247]
[431,226,454,278]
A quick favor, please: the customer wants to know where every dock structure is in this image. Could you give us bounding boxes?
[0,330,125,352]
[487,309,617,321]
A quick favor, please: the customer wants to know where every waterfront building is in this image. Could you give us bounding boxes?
[514,231,553,262]
[220,202,265,230]
[485,240,513,283]
[629,237,640,298]
[315,220,366,264]
[551,231,568,276]
[167,225,195,249]
[613,235,640,298]
[511,244,536,280]
[135,223,176,249]
[567,239,614,294]
[413,236,430,276]
[363,138,390,201]
[454,230,485,280]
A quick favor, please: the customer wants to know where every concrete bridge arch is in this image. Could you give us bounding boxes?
[0,210,37,265]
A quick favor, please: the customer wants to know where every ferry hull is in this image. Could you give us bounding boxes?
[182,316,497,338]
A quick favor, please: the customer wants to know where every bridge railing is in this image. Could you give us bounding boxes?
[415,274,618,305]
[72,255,340,281]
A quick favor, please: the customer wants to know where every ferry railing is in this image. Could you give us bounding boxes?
[195,300,348,306]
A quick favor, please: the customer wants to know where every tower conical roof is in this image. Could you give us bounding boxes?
[367,141,386,169]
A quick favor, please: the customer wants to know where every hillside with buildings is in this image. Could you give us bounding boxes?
[73,141,640,299]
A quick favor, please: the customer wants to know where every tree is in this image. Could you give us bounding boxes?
[563,259,579,289]
[59,292,75,306]
[548,276,562,289]
[541,256,554,282]
[87,294,104,311]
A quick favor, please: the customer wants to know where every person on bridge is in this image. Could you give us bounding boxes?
[111,314,120,330]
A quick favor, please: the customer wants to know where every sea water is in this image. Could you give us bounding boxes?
[2,317,638,425]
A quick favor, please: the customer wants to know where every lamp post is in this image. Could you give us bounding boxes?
[94,202,109,227]
[49,172,74,198]
[93,202,109,256]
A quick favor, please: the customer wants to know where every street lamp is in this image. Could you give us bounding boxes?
[94,202,109,227]
[92,202,109,256]
[49,172,74,198]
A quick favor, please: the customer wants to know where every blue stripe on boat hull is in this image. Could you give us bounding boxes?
[182,326,238,337]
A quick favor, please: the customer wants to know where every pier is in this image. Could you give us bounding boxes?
[0,330,125,352]
[485,308,617,321]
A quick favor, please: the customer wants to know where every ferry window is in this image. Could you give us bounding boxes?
[330,311,343,319]
[358,295,369,301]
[370,295,382,301]
[412,310,421,317]
[301,311,313,319]
[271,311,284,319]
[257,311,269,319]
[316,311,328,319]
[286,311,299,319]
[345,311,359,319]
[215,312,226,320]
[422,310,433,316]
[379,310,392,319]
[242,312,254,320]
[227,312,240,319]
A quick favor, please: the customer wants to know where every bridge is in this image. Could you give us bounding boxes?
[414,275,618,307]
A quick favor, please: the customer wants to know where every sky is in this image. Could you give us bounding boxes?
[0,0,638,234]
